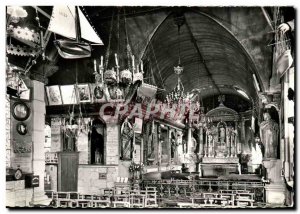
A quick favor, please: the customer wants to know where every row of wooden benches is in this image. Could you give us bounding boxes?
[46,188,158,208]
[46,188,255,208]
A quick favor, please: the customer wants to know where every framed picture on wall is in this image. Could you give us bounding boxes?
[60,85,78,105]
[10,79,31,101]
[46,85,62,105]
[77,84,91,103]
[19,88,31,101]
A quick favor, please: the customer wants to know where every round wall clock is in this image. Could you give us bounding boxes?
[12,102,30,121]
[16,122,28,135]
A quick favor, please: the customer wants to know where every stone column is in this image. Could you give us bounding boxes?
[140,137,144,164]
[101,116,119,166]
[263,160,285,205]
[157,125,161,172]
[228,129,232,157]
[234,121,238,157]
[212,139,215,157]
[31,80,51,205]
[240,118,245,154]
[205,133,208,157]
[187,122,192,153]
[198,125,203,157]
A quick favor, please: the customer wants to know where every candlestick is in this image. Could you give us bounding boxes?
[132,55,135,68]
[115,53,119,67]
[141,60,143,72]
[98,65,103,83]
[94,59,97,72]
[100,56,103,67]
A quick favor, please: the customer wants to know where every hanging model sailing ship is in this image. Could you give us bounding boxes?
[48,6,103,59]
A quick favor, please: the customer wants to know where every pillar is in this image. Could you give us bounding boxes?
[263,160,285,205]
[101,116,119,165]
[234,120,238,157]
[198,125,203,157]
[240,117,245,154]
[187,122,192,153]
[30,80,51,205]
[157,125,161,172]
[205,133,208,157]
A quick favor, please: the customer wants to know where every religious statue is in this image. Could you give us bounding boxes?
[211,125,218,144]
[95,148,101,164]
[219,126,226,144]
[121,119,134,160]
[170,132,177,159]
[259,112,279,159]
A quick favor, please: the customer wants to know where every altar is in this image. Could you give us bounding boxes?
[199,103,241,177]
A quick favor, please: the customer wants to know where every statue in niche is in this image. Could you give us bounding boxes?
[211,125,219,156]
[121,119,134,160]
[231,127,238,156]
[259,112,279,159]
[219,125,226,144]
[211,124,218,143]
[95,148,101,164]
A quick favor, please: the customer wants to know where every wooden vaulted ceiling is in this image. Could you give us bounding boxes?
[8,6,276,109]
[141,10,263,101]
[121,7,274,104]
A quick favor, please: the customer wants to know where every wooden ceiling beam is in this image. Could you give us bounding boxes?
[32,6,51,19]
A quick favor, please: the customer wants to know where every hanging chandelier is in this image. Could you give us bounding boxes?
[92,8,143,103]
[166,17,186,104]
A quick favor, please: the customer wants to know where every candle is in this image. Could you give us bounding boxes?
[100,56,103,67]
[141,60,143,71]
[115,53,118,67]
[94,59,97,72]
[99,65,103,82]
[132,55,135,68]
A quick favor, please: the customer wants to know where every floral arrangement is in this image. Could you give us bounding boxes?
[129,162,144,172]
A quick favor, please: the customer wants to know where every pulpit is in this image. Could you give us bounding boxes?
[199,104,241,177]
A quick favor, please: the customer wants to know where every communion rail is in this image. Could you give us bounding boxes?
[140,179,265,203]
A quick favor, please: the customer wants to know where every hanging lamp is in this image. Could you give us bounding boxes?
[166,18,186,103]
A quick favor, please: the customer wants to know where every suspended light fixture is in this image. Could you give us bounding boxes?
[166,17,186,103]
